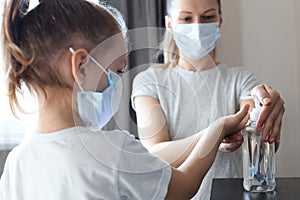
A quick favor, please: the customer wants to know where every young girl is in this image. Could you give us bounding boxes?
[132,0,285,199]
[0,0,250,199]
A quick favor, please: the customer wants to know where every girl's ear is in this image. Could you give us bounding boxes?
[70,48,89,85]
[165,15,173,31]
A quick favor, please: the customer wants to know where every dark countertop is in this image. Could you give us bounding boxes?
[210,178,300,200]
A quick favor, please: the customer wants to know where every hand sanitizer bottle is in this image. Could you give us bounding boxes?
[240,96,276,192]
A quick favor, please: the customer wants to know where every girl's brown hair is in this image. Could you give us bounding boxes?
[162,0,222,67]
[2,0,125,116]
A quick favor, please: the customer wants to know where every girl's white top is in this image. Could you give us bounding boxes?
[0,127,171,200]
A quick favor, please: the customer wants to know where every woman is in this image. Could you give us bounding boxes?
[0,0,251,199]
[132,0,285,199]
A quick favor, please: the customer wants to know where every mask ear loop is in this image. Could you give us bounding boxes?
[69,47,111,89]
[69,47,85,92]
[28,0,40,12]
[89,55,109,76]
[91,56,115,86]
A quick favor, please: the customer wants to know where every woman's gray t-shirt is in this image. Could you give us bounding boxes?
[131,64,260,200]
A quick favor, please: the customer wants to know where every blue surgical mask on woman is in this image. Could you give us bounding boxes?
[172,22,221,60]
[70,47,122,131]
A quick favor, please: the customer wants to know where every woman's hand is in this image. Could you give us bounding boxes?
[251,84,285,150]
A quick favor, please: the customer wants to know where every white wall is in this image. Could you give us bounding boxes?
[217,0,300,177]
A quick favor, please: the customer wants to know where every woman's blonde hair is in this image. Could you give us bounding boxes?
[162,0,222,67]
[2,0,126,116]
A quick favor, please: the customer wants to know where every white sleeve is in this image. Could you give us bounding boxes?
[0,152,12,200]
[0,173,5,200]
[117,133,171,199]
[131,68,159,110]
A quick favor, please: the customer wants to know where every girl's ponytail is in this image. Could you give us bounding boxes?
[2,0,34,116]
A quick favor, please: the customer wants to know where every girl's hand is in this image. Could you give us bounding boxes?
[217,104,249,152]
[223,104,250,136]
[219,133,244,152]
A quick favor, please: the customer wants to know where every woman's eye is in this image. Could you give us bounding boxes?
[202,15,215,20]
[180,17,192,22]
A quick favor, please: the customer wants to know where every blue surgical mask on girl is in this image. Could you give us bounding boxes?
[69,47,122,131]
[172,22,221,60]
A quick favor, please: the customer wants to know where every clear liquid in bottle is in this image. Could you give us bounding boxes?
[240,96,276,192]
[242,126,276,192]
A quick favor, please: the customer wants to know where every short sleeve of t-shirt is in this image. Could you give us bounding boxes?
[131,68,158,110]
[237,67,261,98]
[117,132,171,200]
